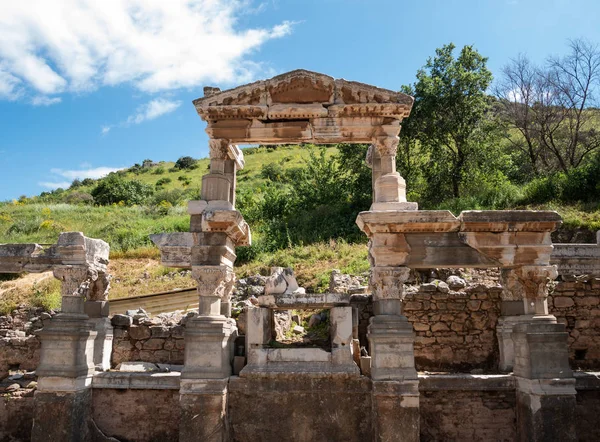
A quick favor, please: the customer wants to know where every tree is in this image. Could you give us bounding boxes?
[91,175,154,205]
[408,43,494,199]
[175,156,197,170]
[497,39,600,174]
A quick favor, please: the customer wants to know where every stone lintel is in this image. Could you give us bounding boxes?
[356,210,460,236]
[459,210,562,232]
[257,292,351,309]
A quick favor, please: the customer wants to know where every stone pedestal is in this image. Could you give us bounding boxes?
[182,315,236,380]
[180,378,229,442]
[372,380,420,442]
[368,315,417,381]
[179,316,235,442]
[512,318,577,442]
[85,300,113,371]
[32,313,96,442]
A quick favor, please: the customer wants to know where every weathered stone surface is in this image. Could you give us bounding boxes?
[93,389,180,442]
[229,375,373,442]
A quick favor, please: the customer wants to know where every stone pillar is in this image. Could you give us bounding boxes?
[180,264,236,442]
[370,133,417,211]
[85,272,113,371]
[368,266,419,442]
[32,265,97,442]
[501,266,577,442]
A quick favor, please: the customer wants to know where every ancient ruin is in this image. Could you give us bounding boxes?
[1,69,599,441]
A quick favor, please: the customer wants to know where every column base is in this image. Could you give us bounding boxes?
[179,378,229,442]
[368,315,417,381]
[512,319,572,379]
[372,380,420,442]
[31,388,92,442]
[182,315,236,379]
[516,377,577,442]
[36,313,96,379]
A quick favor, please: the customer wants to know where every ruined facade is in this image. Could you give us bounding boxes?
[1,70,599,441]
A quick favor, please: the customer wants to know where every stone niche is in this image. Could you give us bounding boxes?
[242,291,359,376]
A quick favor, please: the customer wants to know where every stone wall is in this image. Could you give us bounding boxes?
[92,389,180,441]
[550,277,600,369]
[405,281,502,371]
[575,387,600,442]
[0,394,33,442]
[111,311,188,367]
[420,389,516,441]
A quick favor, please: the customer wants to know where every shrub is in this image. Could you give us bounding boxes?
[155,177,172,189]
[152,167,165,175]
[260,163,285,181]
[81,178,95,186]
[175,156,197,170]
[522,174,567,204]
[65,192,94,205]
[70,179,82,189]
[91,175,154,206]
[178,175,192,187]
[151,189,185,206]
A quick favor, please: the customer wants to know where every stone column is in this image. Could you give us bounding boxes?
[501,266,577,442]
[179,139,246,440]
[368,266,419,442]
[32,265,97,442]
[85,272,113,372]
[370,132,417,211]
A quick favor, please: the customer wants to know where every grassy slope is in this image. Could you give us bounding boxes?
[1,144,600,313]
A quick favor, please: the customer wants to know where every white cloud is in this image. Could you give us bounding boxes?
[0,1,293,100]
[102,98,182,134]
[126,99,182,125]
[39,181,71,190]
[50,166,123,180]
[31,96,62,106]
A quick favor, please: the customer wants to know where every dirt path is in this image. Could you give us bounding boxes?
[0,272,53,297]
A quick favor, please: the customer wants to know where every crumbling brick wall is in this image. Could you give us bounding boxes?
[550,277,600,369]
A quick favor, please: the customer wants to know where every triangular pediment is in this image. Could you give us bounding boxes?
[193,69,413,108]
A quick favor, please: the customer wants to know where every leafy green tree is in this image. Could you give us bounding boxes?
[91,175,154,205]
[408,43,494,199]
[175,156,197,170]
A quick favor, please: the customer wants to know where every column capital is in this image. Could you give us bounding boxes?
[208,138,230,160]
[501,265,558,315]
[372,136,399,157]
[192,265,235,299]
[370,266,411,301]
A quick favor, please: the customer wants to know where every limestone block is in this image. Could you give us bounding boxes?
[267,348,331,363]
[375,172,406,203]
[257,292,350,309]
[36,314,97,380]
[368,315,417,381]
[201,174,231,202]
[330,307,355,366]
[264,267,302,296]
[182,316,234,379]
[459,210,562,232]
[187,200,208,215]
[512,320,572,379]
[246,307,271,346]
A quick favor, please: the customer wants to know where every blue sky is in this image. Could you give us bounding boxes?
[1,0,599,201]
